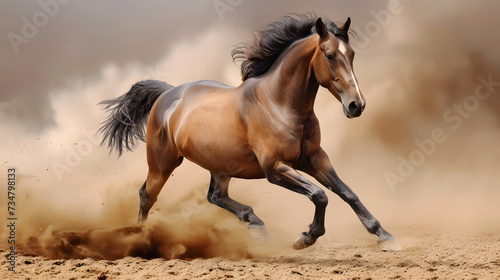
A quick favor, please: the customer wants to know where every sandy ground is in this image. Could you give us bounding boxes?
[3,225,500,280]
[2,181,500,280]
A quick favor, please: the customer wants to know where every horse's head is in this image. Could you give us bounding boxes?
[312,18,365,119]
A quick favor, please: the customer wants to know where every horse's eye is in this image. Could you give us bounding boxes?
[326,53,334,61]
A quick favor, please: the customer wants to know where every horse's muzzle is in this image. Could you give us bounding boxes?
[343,101,365,118]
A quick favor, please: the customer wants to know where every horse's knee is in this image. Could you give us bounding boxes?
[311,189,328,208]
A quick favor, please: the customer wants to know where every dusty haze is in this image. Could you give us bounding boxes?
[1,0,499,266]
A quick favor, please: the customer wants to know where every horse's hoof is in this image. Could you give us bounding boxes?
[248,225,270,241]
[292,232,315,250]
[378,237,402,252]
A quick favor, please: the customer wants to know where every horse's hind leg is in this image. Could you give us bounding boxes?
[207,172,269,240]
[138,171,166,222]
[138,154,183,223]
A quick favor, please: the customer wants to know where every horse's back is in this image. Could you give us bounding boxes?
[152,79,234,124]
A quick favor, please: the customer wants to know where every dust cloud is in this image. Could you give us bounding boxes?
[1,1,500,261]
[16,184,255,260]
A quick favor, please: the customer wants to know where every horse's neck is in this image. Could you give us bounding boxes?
[261,36,319,120]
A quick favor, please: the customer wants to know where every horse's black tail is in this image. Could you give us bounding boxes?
[98,79,174,156]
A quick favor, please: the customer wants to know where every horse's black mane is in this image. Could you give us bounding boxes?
[232,14,349,81]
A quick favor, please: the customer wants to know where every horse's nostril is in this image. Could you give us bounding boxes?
[349,101,358,113]
[348,101,364,117]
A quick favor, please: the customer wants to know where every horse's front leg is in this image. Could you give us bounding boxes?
[300,148,402,251]
[263,160,328,249]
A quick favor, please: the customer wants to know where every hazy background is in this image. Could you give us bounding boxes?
[1,0,499,257]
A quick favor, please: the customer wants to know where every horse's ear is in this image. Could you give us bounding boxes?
[340,17,351,32]
[315,18,327,38]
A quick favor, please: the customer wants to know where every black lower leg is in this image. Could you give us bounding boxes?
[300,190,328,247]
[138,180,149,223]
[207,173,265,227]
[332,177,393,240]
[350,200,393,240]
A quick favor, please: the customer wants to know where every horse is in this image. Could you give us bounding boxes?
[99,14,401,251]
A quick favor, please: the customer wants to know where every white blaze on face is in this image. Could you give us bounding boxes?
[338,41,363,105]
[338,41,348,57]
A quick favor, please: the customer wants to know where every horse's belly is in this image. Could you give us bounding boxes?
[179,134,265,178]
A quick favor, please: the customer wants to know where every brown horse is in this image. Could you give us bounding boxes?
[99,15,401,251]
